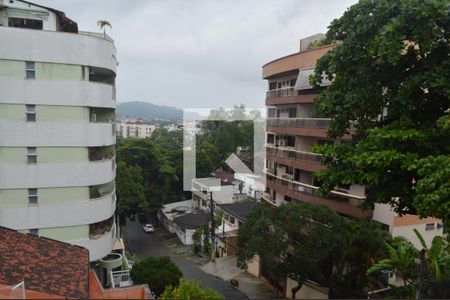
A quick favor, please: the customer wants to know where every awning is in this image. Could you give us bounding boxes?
[294,67,331,91]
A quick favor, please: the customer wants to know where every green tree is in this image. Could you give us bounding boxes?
[130,257,182,297]
[116,161,147,220]
[237,203,389,298]
[368,230,450,298]
[310,0,450,222]
[160,278,223,299]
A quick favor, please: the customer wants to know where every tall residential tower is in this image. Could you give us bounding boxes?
[0,0,117,261]
[263,34,371,219]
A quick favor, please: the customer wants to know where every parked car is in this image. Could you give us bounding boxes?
[142,224,154,233]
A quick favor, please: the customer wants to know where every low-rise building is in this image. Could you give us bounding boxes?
[372,203,444,249]
[216,200,258,257]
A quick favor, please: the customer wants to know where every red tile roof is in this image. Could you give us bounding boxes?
[0,227,89,299]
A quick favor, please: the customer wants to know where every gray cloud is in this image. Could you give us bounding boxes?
[32,0,357,108]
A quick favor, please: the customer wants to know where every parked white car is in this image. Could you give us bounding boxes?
[142,224,154,233]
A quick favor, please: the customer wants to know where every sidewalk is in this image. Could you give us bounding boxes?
[201,256,282,299]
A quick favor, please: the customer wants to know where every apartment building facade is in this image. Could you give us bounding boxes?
[117,120,156,139]
[263,34,371,219]
[0,0,117,261]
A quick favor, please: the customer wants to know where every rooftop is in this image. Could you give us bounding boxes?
[219,201,258,222]
[173,210,210,230]
[0,227,89,299]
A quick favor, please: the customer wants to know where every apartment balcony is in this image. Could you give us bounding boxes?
[267,117,331,138]
[0,77,116,108]
[72,221,117,261]
[0,26,117,73]
[266,145,325,173]
[0,121,116,147]
[265,172,372,218]
[266,87,318,106]
[0,191,116,230]
[0,158,116,189]
[90,108,115,123]
[89,146,115,162]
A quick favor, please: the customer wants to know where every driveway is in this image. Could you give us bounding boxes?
[122,220,248,300]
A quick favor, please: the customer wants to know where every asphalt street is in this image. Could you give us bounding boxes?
[122,220,248,299]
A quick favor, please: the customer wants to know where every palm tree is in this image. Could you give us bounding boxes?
[97,20,111,39]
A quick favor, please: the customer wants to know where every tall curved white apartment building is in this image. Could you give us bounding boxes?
[0,0,117,261]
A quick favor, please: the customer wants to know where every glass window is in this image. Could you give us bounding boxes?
[27,147,37,164]
[29,229,39,236]
[25,61,35,79]
[28,188,38,204]
[26,104,36,122]
[425,223,435,231]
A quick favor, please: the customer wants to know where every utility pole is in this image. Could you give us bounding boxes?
[210,191,216,262]
[416,249,426,300]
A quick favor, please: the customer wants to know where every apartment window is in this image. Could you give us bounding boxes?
[28,188,38,204]
[229,216,235,224]
[290,79,296,86]
[9,18,43,30]
[286,135,295,147]
[437,223,444,229]
[268,108,276,118]
[288,107,297,118]
[267,134,275,144]
[25,61,35,79]
[29,229,39,236]
[26,105,36,122]
[269,82,277,90]
[27,147,37,164]
[425,223,435,231]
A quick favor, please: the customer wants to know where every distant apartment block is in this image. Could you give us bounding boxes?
[117,120,157,139]
[0,0,118,261]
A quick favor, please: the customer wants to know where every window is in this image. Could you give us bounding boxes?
[9,18,43,30]
[25,61,35,79]
[268,108,276,118]
[29,229,39,236]
[286,135,295,147]
[267,134,275,144]
[290,79,296,86]
[229,216,235,224]
[27,147,37,164]
[269,82,277,90]
[288,107,297,118]
[425,223,435,231]
[26,105,36,122]
[284,196,292,202]
[28,189,38,204]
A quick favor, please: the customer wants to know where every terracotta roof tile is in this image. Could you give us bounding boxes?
[0,227,89,299]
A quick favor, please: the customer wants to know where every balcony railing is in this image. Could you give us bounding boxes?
[266,146,322,164]
[265,170,365,203]
[266,87,296,100]
[110,270,133,288]
[267,118,331,129]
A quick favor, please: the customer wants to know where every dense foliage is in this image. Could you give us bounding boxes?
[160,278,223,299]
[310,0,450,222]
[130,256,183,297]
[367,230,450,298]
[237,202,390,298]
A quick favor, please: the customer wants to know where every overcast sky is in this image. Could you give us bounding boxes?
[33,0,357,108]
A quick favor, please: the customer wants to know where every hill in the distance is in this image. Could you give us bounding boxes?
[117,101,182,122]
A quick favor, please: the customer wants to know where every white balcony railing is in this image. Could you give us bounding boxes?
[266,87,296,99]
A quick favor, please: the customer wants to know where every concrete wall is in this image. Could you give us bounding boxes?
[0,186,89,205]
[247,255,260,277]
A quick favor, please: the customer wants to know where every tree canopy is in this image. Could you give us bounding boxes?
[130,256,183,297]
[310,0,450,222]
[237,202,390,298]
[160,278,223,299]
